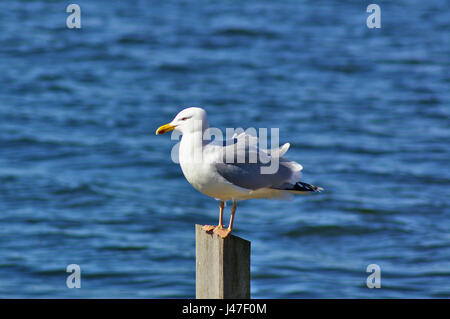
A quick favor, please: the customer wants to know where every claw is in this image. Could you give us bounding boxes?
[214,227,231,238]
[202,225,232,238]
[202,225,216,232]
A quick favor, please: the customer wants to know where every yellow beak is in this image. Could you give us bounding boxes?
[155,123,176,135]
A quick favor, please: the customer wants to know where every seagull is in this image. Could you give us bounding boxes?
[156,107,323,238]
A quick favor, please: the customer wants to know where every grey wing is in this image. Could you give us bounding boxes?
[214,139,295,190]
[215,161,294,190]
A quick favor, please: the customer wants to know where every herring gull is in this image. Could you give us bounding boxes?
[156,107,323,238]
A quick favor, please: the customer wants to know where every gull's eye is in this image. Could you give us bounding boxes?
[181,117,189,121]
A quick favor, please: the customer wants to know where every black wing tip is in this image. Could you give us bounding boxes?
[293,181,324,193]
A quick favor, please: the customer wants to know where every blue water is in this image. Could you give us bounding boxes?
[0,0,449,298]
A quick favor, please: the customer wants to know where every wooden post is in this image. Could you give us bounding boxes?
[195,224,250,299]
